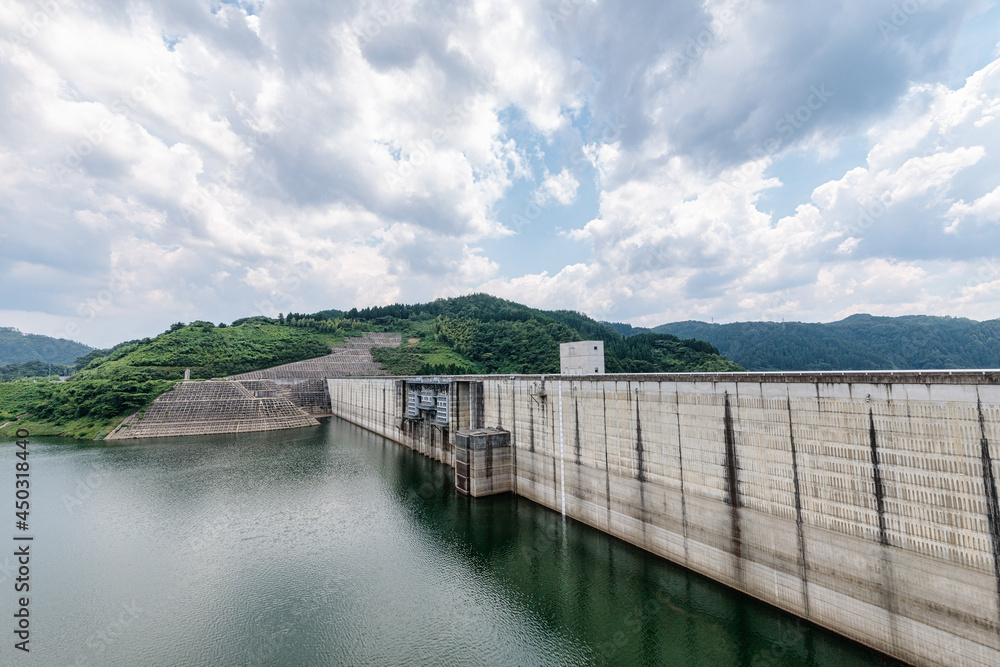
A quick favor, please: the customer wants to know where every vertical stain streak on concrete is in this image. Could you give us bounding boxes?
[674,388,689,564]
[869,409,889,546]
[787,393,810,616]
[723,391,743,575]
[574,397,582,465]
[602,387,612,529]
[976,395,1000,620]
[601,386,611,533]
[497,392,502,429]
[551,390,559,509]
[635,391,646,482]
[635,386,648,534]
[529,402,536,453]
[475,382,485,429]
[868,404,899,650]
[625,384,633,478]
[557,380,567,517]
[510,382,517,495]
[485,436,494,487]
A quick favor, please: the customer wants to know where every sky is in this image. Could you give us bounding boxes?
[1,0,999,348]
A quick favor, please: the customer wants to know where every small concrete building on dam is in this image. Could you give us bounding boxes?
[106,333,1000,666]
[560,340,605,375]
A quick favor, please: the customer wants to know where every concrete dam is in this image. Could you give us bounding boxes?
[328,371,1000,667]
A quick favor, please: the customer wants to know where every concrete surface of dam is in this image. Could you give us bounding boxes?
[328,371,1000,667]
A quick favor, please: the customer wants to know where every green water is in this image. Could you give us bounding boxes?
[0,418,904,665]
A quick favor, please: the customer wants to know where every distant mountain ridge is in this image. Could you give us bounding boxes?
[604,314,1000,371]
[0,327,93,366]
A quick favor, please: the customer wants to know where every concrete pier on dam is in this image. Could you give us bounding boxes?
[328,371,1000,667]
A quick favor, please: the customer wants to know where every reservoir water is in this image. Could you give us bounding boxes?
[1,418,904,666]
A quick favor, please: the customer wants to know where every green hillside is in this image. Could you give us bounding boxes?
[0,327,93,366]
[0,295,740,440]
[284,294,742,375]
[639,314,1000,371]
[0,320,343,439]
[5,301,997,441]
[0,360,75,381]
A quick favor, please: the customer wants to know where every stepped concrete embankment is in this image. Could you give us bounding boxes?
[107,380,320,439]
[107,332,402,439]
[328,371,1000,667]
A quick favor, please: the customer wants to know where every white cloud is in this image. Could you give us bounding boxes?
[533,167,579,206]
[948,183,1000,230]
[481,49,1000,326]
[0,0,998,347]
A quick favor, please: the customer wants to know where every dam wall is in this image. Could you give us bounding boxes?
[328,372,1000,667]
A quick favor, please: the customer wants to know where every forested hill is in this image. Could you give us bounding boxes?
[0,295,739,440]
[612,315,1000,371]
[0,327,93,366]
[289,293,743,375]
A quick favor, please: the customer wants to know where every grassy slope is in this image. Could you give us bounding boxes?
[371,319,479,375]
[77,321,341,381]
